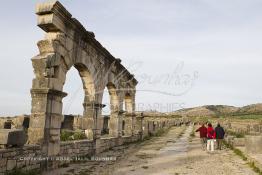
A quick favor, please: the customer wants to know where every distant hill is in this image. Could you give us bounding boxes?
[170,103,262,117]
[236,103,262,115]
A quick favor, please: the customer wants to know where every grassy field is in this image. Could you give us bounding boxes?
[228,114,262,120]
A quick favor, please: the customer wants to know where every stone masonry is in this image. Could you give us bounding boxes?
[27,1,138,156]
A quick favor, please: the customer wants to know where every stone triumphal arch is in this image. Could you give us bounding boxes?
[27,1,138,156]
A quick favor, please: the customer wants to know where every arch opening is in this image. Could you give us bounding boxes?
[62,66,84,116]
[124,93,133,113]
[101,83,120,137]
[61,63,96,134]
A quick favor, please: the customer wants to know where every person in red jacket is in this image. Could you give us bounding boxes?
[207,123,216,152]
[195,123,208,150]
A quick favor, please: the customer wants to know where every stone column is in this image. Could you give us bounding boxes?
[108,113,120,137]
[109,116,119,137]
[82,102,104,140]
[123,113,134,136]
[28,89,67,156]
[118,110,124,137]
[109,110,123,138]
[135,114,144,140]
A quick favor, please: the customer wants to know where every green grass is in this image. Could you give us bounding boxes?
[154,128,167,137]
[248,162,262,175]
[223,140,262,174]
[61,130,87,141]
[226,130,245,138]
[233,148,247,161]
[223,140,247,160]
[221,114,262,120]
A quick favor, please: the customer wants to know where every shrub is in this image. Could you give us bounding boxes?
[61,130,86,141]
[226,130,245,138]
[60,130,74,141]
[72,131,86,140]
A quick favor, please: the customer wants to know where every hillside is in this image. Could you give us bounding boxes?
[170,103,262,117]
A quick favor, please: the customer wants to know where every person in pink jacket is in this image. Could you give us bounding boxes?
[207,123,216,152]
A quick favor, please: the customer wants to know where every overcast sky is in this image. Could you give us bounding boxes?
[1,0,262,116]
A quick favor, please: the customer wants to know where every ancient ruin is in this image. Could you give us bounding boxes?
[0,1,180,174]
[27,1,138,156]
[1,1,261,175]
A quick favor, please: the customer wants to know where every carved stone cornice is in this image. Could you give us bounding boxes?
[31,88,67,98]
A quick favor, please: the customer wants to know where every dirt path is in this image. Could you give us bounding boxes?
[49,125,256,175]
[104,125,256,175]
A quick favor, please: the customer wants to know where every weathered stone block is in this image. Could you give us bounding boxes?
[49,114,62,128]
[0,158,6,167]
[16,161,26,168]
[6,159,16,171]
[0,129,26,147]
[29,114,46,128]
[27,128,44,144]
[109,117,119,138]
[2,151,16,158]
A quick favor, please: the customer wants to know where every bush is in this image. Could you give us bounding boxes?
[72,131,87,140]
[61,130,73,141]
[154,128,166,137]
[226,130,245,138]
[61,130,87,141]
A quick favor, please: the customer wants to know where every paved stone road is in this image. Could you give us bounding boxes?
[110,125,256,175]
[49,125,256,175]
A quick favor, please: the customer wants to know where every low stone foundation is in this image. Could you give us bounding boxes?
[245,135,262,154]
[0,145,41,174]
[0,122,179,174]
[60,140,94,158]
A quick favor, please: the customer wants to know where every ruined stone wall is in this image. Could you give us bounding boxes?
[0,145,42,174]
[0,115,29,129]
[96,135,140,153]
[142,116,182,136]
[0,116,179,174]
[59,140,94,158]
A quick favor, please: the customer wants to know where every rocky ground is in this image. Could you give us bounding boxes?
[48,125,257,175]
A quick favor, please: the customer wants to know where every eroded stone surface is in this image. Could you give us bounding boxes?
[0,129,26,148]
[28,1,138,156]
[245,135,262,154]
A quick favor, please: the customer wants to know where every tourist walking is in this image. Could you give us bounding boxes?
[195,123,207,150]
[207,123,216,152]
[215,123,225,150]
